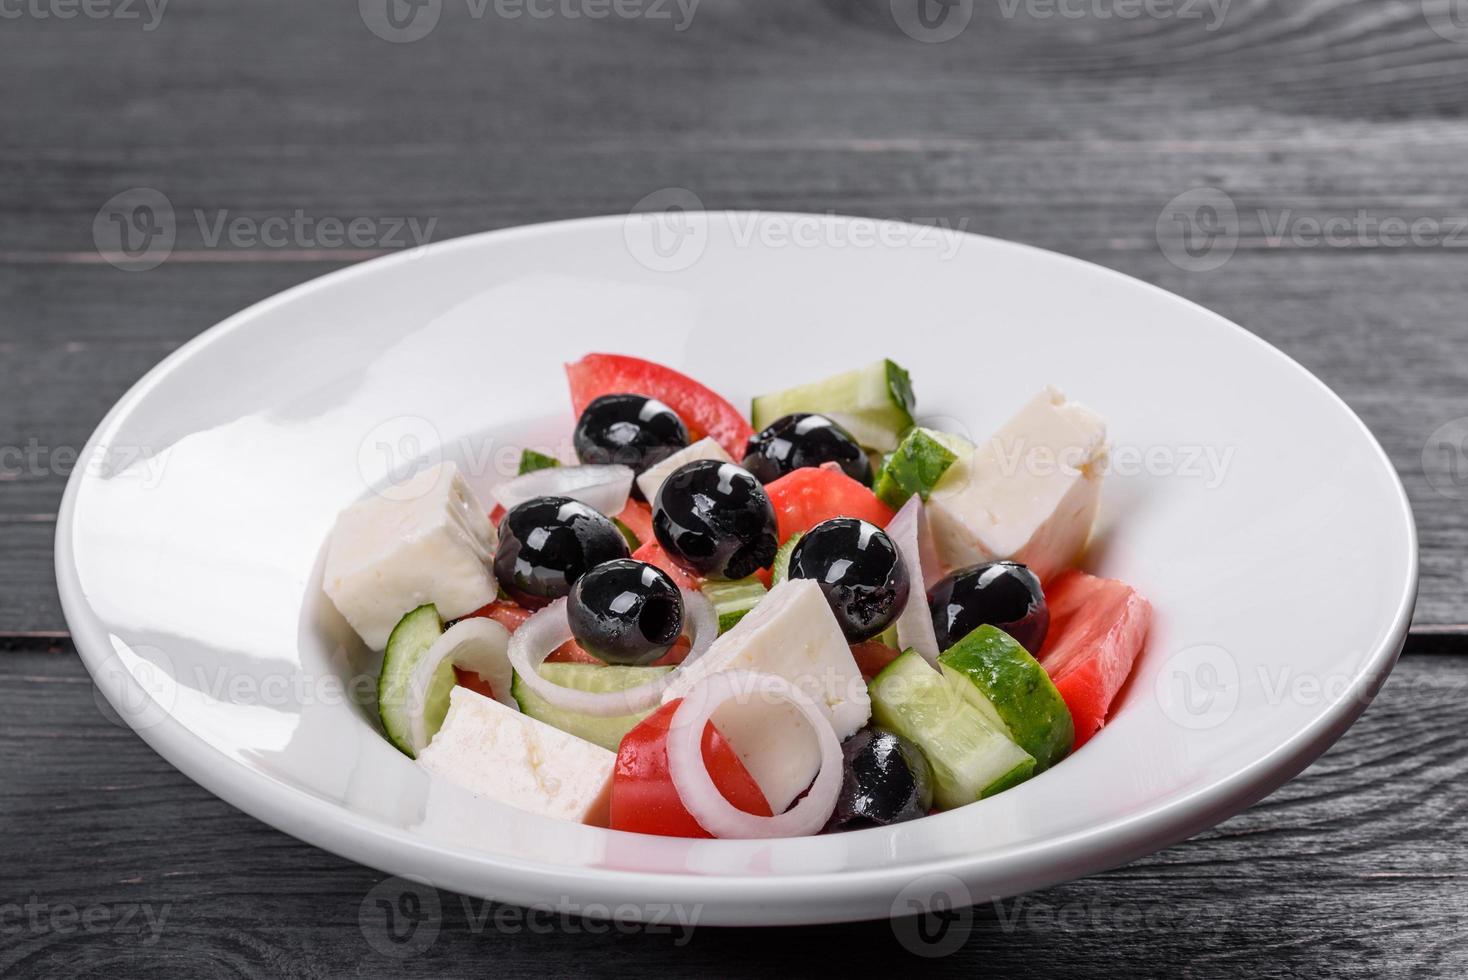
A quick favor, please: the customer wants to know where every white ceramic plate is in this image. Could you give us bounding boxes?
[58,214,1417,926]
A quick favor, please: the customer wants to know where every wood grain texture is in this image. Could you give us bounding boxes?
[2,3,1466,973]
[1,648,1464,978]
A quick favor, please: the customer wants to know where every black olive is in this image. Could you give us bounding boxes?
[823,728,934,833]
[492,496,629,609]
[787,518,910,642]
[928,561,1049,655]
[741,413,872,486]
[567,559,684,666]
[573,393,689,475]
[651,459,779,581]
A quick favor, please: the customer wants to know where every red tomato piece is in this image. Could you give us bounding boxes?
[615,500,655,548]
[489,503,505,526]
[465,600,531,633]
[1037,571,1153,750]
[464,599,595,662]
[765,467,895,542]
[453,667,499,701]
[610,700,771,838]
[849,641,902,681]
[566,353,754,459]
[632,540,701,591]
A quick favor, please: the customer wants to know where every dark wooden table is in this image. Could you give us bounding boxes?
[4,1,1467,976]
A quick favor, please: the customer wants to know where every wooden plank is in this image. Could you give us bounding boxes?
[3,0,1468,257]
[1,648,1463,976]
[0,0,1465,157]
[0,522,63,636]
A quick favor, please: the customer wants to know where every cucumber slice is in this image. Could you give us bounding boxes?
[377,604,448,757]
[874,427,974,510]
[938,625,1074,771]
[869,650,1035,809]
[511,663,672,751]
[770,532,803,586]
[701,576,767,632]
[751,359,917,452]
[517,449,561,475]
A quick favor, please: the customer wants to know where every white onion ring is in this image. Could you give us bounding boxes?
[507,588,717,717]
[665,670,842,838]
[406,617,514,754]
[493,464,633,517]
[888,495,941,665]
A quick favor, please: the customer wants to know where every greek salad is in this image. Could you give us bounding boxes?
[321,354,1152,839]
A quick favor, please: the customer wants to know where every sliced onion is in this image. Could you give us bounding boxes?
[507,589,717,717]
[665,670,842,838]
[492,464,634,517]
[406,617,513,754]
[888,495,941,665]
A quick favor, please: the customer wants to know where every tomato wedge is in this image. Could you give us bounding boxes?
[453,667,499,701]
[609,700,771,838]
[849,641,902,681]
[615,500,655,549]
[566,353,754,459]
[632,540,701,591]
[465,599,531,633]
[1037,571,1153,749]
[765,466,894,542]
[463,599,599,663]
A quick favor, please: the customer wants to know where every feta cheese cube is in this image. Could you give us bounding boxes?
[928,387,1107,582]
[661,579,870,812]
[323,461,498,650]
[635,437,733,503]
[418,686,616,826]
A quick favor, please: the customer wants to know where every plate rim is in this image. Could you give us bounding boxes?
[55,212,1420,924]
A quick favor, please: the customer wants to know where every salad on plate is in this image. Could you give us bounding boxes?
[320,354,1152,839]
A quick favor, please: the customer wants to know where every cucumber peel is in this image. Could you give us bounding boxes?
[869,650,1036,809]
[511,663,671,751]
[874,427,974,510]
[770,532,804,586]
[377,604,448,757]
[939,626,1074,771]
[751,359,917,452]
[700,576,767,632]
